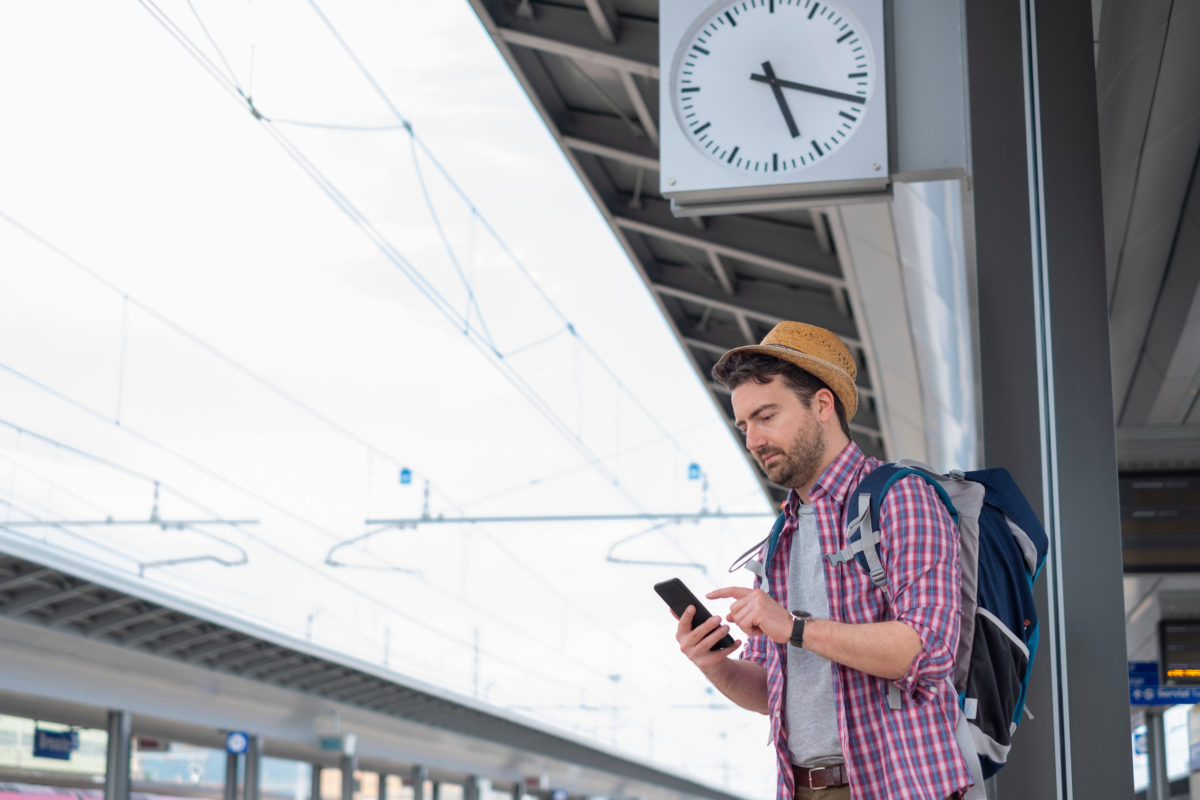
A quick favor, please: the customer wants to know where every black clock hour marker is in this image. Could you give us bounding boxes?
[848,72,867,78]
[727,146,740,164]
[692,44,710,56]
[693,121,711,134]
[809,3,820,20]
[769,0,775,10]
[811,140,823,156]
[773,153,779,172]
[839,111,857,121]
[725,10,736,26]
[837,30,854,43]
[682,86,700,93]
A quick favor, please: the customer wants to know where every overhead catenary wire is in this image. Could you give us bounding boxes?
[0,396,647,700]
[33,0,708,651]
[130,0,716,573]
[302,0,704,472]
[0,213,641,655]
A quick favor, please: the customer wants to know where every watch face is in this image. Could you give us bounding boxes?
[671,0,876,174]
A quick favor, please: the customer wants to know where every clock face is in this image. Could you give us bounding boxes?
[671,0,876,174]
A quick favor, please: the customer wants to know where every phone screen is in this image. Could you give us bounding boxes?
[654,577,736,650]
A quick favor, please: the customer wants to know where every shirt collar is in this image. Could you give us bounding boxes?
[794,440,865,508]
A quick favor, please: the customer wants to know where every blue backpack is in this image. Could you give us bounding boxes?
[825,460,1048,792]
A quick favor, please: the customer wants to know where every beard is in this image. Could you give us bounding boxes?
[755,416,826,489]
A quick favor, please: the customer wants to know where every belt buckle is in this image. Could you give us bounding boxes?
[805,765,828,791]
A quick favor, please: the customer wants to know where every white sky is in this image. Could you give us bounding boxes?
[0,1,780,795]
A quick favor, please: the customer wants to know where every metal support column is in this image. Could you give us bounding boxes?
[103,710,131,800]
[431,781,441,800]
[464,778,480,800]
[377,773,388,800]
[964,0,1133,798]
[1146,710,1169,800]
[511,782,522,800]
[340,753,357,800]
[311,765,323,800]
[225,753,240,800]
[243,736,263,800]
[410,766,428,800]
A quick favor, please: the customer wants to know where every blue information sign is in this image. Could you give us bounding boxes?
[33,728,75,761]
[225,731,249,755]
[1129,660,1200,705]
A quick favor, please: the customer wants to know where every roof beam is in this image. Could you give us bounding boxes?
[337,683,397,706]
[238,651,307,678]
[582,0,620,44]
[156,627,231,657]
[90,607,170,638]
[269,659,329,686]
[562,135,657,171]
[121,617,204,648]
[46,595,138,629]
[0,583,93,617]
[707,251,736,296]
[181,635,255,664]
[615,200,842,288]
[213,644,278,672]
[619,71,657,147]
[0,567,55,594]
[497,13,657,79]
[650,264,858,342]
[311,673,375,696]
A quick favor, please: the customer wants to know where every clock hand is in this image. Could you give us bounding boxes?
[749,72,866,105]
[754,60,801,139]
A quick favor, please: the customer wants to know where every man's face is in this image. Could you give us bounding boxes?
[731,375,825,490]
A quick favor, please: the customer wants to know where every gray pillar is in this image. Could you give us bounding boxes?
[225,753,240,800]
[964,0,1133,798]
[1147,710,1169,800]
[511,783,522,800]
[243,736,263,800]
[410,766,428,800]
[377,773,388,800]
[311,765,323,800]
[103,710,131,800]
[340,753,357,800]
[430,781,441,800]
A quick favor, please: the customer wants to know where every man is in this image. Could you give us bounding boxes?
[673,322,971,800]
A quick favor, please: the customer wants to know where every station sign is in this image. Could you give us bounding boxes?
[1129,660,1200,705]
[225,731,249,755]
[33,728,77,761]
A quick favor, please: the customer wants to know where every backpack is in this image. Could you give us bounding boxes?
[825,460,1048,793]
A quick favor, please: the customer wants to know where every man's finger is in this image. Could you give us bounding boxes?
[707,586,751,600]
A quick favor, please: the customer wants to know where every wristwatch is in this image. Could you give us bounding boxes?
[789,611,811,648]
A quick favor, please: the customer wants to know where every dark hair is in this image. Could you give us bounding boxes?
[713,352,850,438]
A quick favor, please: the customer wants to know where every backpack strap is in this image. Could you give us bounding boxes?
[824,463,906,599]
[825,463,961,712]
[950,677,989,799]
[826,492,890,598]
[732,511,787,600]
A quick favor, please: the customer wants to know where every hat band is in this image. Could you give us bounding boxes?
[760,343,853,385]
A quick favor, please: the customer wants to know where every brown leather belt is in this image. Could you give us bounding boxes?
[793,763,849,790]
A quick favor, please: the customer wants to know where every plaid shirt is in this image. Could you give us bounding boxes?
[741,442,972,800]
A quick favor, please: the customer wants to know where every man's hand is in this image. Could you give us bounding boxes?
[708,586,793,644]
[674,606,739,674]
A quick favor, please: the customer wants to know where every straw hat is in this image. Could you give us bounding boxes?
[713,322,858,420]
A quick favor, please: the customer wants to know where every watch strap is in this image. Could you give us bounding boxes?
[789,611,810,648]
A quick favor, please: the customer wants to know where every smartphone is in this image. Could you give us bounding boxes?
[654,577,736,651]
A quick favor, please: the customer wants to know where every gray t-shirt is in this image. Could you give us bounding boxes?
[785,504,843,766]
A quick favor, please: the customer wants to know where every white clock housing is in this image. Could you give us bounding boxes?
[659,0,888,215]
